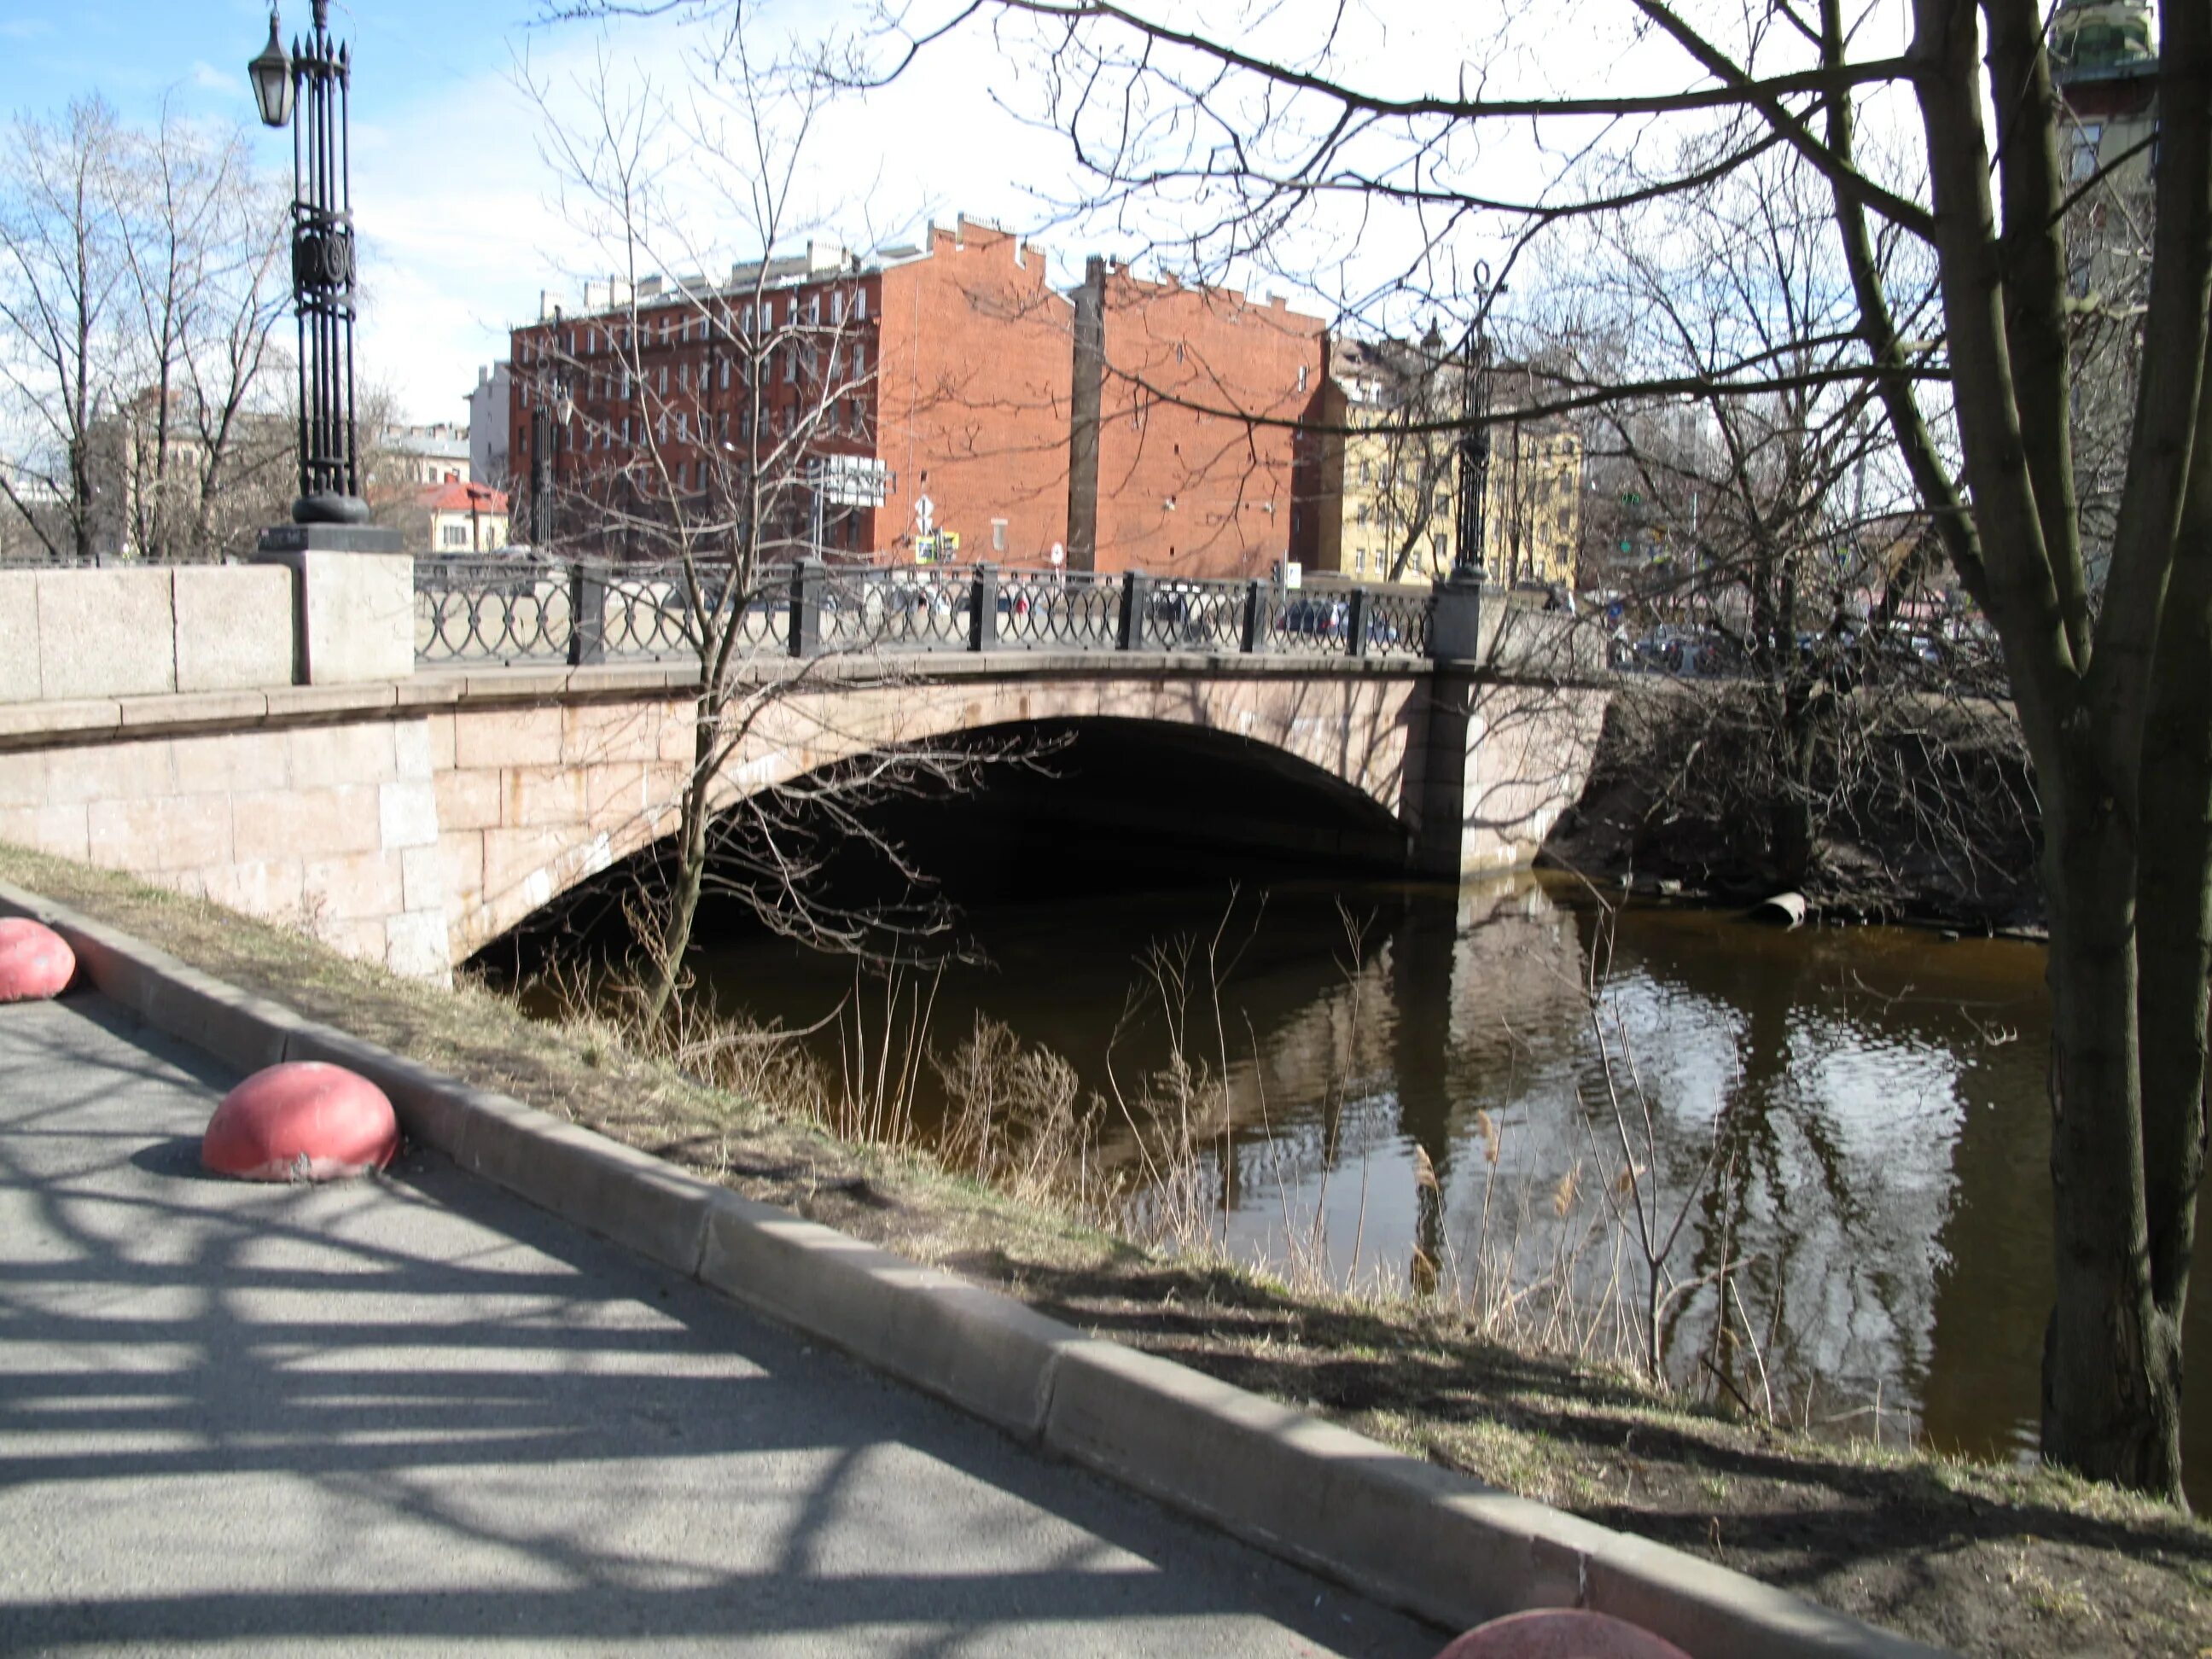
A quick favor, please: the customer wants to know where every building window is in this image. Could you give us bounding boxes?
[992,519,1008,552]
[851,341,866,378]
[440,522,469,550]
[1297,363,1309,393]
[2069,122,2104,183]
[854,288,867,322]
[1354,548,1367,575]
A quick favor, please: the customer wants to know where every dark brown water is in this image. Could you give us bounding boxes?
[673,872,2207,1507]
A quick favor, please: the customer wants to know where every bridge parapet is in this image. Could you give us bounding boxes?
[414,559,1444,672]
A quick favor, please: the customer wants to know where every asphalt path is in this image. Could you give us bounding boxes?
[0,991,1444,1657]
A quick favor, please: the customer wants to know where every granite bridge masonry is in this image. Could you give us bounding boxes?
[0,553,1608,982]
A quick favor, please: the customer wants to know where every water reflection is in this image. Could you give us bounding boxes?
[681,871,2208,1507]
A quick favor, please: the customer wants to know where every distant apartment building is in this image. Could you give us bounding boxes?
[384,422,471,486]
[509,222,1068,567]
[506,217,1328,579]
[466,364,512,492]
[80,388,292,563]
[1308,341,1584,590]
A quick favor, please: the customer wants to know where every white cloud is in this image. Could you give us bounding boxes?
[188,60,245,99]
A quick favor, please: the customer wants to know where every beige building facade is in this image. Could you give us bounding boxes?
[1319,341,1583,589]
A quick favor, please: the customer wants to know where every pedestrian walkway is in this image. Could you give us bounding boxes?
[0,992,1440,1656]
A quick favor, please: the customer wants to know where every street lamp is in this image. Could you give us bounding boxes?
[529,374,572,552]
[1452,260,1498,585]
[248,2,372,529]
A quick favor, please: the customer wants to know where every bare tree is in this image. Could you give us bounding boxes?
[0,96,289,564]
[519,25,1015,1022]
[805,0,2212,1505]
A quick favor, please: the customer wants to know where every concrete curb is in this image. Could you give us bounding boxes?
[0,878,1948,1659]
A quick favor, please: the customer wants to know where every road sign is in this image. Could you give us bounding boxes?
[915,493,934,533]
[1049,541,1064,566]
[809,455,891,508]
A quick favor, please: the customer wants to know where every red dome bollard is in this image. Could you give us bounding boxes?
[201,1062,399,1182]
[1435,1610,1693,1659]
[0,918,75,1003]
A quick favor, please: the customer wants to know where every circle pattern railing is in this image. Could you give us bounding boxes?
[414,557,1441,671]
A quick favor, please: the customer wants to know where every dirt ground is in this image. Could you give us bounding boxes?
[4,843,2208,1657]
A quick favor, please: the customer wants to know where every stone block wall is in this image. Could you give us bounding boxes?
[0,655,1599,981]
[0,711,454,981]
[0,567,294,704]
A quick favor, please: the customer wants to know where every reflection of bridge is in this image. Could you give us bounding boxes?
[0,556,1607,981]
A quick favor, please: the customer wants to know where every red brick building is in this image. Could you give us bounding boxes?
[508,218,1328,579]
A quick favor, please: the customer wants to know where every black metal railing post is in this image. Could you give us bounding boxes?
[1240,579,1265,653]
[969,562,999,651]
[789,558,824,657]
[1119,571,1150,650]
[1346,587,1372,658]
[568,561,606,666]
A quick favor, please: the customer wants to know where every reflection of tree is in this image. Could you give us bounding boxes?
[1389,895,1461,1294]
[1587,905,1976,1423]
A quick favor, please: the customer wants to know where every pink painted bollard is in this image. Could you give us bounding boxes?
[0,918,75,1003]
[201,1062,399,1182]
[1435,1609,1694,1659]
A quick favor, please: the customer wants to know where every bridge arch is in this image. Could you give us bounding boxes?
[443,662,1433,959]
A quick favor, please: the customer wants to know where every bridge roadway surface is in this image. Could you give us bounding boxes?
[0,991,1442,1657]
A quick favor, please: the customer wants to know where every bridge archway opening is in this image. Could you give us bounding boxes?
[474,713,1412,978]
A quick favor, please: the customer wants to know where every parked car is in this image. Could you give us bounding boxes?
[1276,595,1348,643]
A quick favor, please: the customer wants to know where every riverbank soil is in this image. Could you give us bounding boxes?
[3,843,2207,1657]
[1541,683,2044,931]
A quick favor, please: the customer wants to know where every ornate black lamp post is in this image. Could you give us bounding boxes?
[249,3,378,533]
[1452,261,1497,584]
[528,374,573,552]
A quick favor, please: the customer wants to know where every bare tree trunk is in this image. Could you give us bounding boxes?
[2039,773,2180,1498]
[646,718,716,1024]
[2129,348,2212,1511]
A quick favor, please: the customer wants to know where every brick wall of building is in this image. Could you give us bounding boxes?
[872,223,1074,565]
[1091,270,1327,579]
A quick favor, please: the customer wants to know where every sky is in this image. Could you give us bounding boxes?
[0,0,1930,427]
[0,0,1072,423]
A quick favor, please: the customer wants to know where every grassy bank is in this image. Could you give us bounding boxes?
[3,841,2207,1657]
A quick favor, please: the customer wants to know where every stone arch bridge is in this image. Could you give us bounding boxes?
[0,557,1607,980]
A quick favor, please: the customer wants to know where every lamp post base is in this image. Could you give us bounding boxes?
[257,523,404,556]
[293,491,373,526]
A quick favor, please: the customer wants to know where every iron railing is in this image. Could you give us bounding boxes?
[413,557,1441,669]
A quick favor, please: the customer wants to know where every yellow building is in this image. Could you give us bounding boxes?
[1320,341,1583,589]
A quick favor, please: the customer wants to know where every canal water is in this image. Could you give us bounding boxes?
[663,872,2209,1508]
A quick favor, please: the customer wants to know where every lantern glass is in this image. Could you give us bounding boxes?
[247,14,294,129]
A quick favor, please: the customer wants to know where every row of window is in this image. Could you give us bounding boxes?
[558,338,871,405]
[558,395,875,456]
[518,286,875,365]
